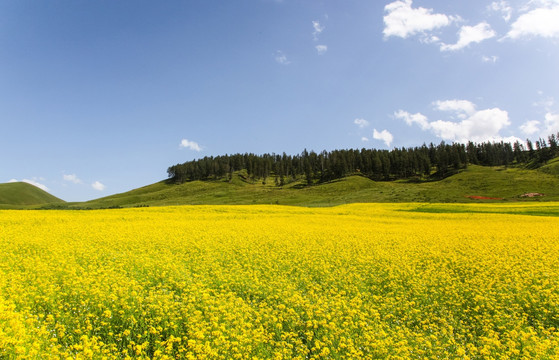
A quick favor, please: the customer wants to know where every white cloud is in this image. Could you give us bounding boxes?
[383,0,454,39]
[520,120,541,135]
[433,99,477,117]
[373,129,394,147]
[394,110,430,130]
[361,137,369,142]
[63,174,82,184]
[506,3,559,39]
[354,118,369,128]
[488,1,513,22]
[400,100,515,143]
[533,96,555,110]
[544,112,559,134]
[179,139,202,152]
[520,112,559,138]
[274,50,290,65]
[315,45,328,55]
[441,22,496,51]
[420,35,441,44]
[9,178,49,192]
[312,20,325,40]
[430,108,511,143]
[482,55,499,63]
[530,95,558,134]
[92,181,106,191]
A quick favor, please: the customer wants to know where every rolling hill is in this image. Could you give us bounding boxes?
[64,162,559,209]
[4,158,558,210]
[0,182,65,209]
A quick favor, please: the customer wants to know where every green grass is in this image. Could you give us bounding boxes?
[63,163,559,209]
[538,156,559,176]
[405,203,559,217]
[0,182,65,209]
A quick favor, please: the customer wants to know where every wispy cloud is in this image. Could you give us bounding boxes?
[441,22,496,51]
[533,96,555,111]
[383,0,455,39]
[488,1,513,22]
[91,181,106,191]
[63,174,82,184]
[373,129,394,147]
[179,139,202,152]
[482,55,499,63]
[354,118,370,128]
[274,50,290,65]
[394,110,430,130]
[315,45,328,55]
[312,20,325,41]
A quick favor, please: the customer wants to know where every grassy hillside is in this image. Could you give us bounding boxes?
[0,182,65,208]
[538,156,559,176]
[68,164,559,209]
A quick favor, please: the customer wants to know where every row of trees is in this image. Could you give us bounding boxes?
[167,133,559,185]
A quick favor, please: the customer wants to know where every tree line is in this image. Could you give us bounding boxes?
[167,133,559,185]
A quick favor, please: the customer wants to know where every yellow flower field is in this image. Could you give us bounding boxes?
[1,204,559,359]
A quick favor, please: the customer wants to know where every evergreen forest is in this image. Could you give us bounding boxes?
[167,133,559,185]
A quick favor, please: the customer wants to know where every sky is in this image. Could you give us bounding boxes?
[1,0,558,201]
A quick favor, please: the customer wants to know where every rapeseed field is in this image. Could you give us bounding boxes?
[1,204,558,359]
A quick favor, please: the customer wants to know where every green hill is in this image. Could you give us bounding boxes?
[538,156,559,176]
[69,164,559,209]
[0,182,65,209]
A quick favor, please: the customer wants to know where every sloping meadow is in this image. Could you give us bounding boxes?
[1,203,559,359]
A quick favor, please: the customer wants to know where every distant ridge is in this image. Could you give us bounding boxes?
[0,182,65,208]
[70,159,559,209]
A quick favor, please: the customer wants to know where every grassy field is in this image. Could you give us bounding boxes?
[0,182,64,209]
[68,164,559,209]
[1,203,559,359]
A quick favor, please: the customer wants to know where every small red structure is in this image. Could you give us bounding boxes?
[466,195,503,200]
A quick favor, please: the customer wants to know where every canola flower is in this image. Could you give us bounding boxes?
[1,203,559,359]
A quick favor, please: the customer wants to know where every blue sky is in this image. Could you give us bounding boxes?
[2,0,558,201]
